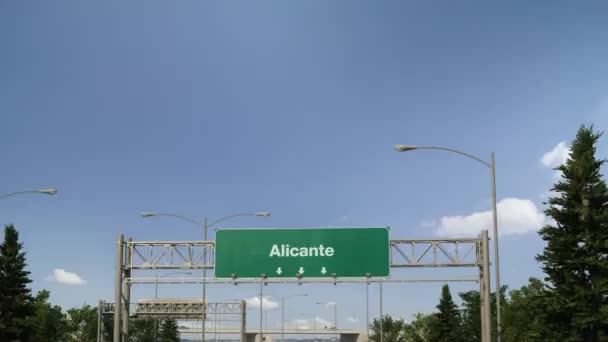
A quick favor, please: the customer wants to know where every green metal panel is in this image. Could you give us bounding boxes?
[215,228,390,278]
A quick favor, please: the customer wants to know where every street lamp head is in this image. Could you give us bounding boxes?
[38,189,58,195]
[394,144,418,152]
[256,212,272,217]
[141,212,158,217]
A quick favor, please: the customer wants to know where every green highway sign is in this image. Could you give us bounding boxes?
[214,228,390,278]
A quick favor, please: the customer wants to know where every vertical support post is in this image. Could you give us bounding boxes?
[281,297,285,342]
[113,234,124,342]
[479,270,485,342]
[97,300,102,342]
[220,308,223,341]
[154,273,158,342]
[481,230,492,342]
[122,238,132,340]
[491,152,502,342]
[202,217,208,342]
[366,278,370,338]
[334,303,338,342]
[240,300,247,342]
[219,307,223,342]
[380,282,383,342]
[260,279,264,342]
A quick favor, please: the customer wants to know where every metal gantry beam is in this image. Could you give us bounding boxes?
[125,238,481,270]
[127,276,479,284]
[101,300,243,320]
[390,238,481,268]
[113,233,491,342]
[99,299,247,342]
[127,240,214,270]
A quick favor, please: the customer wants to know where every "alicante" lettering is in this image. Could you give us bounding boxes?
[269,244,335,257]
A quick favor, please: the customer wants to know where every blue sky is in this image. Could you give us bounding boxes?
[1,0,608,332]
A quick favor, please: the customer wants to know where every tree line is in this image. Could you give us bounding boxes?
[369,125,608,341]
[0,223,181,341]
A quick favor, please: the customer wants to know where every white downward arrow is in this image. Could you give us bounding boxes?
[321,267,327,275]
[276,267,282,275]
[298,266,305,274]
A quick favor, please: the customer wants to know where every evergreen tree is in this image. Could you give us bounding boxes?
[130,318,156,342]
[29,289,67,342]
[429,284,462,342]
[459,286,507,342]
[502,278,556,342]
[159,319,180,342]
[0,224,34,341]
[369,315,406,342]
[403,313,437,342]
[65,304,98,342]
[459,290,481,342]
[536,126,608,341]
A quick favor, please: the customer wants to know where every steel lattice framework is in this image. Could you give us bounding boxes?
[98,299,247,342]
[101,300,243,320]
[127,241,214,270]
[111,231,493,342]
[390,238,481,268]
[126,238,481,270]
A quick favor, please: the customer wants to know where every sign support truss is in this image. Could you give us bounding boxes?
[112,231,493,342]
[390,238,481,268]
[127,240,214,270]
[99,300,246,342]
[125,238,481,270]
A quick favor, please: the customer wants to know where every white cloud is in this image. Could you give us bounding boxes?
[246,296,279,311]
[539,141,572,195]
[46,269,87,285]
[287,317,334,330]
[435,198,547,237]
[346,316,359,323]
[541,141,570,168]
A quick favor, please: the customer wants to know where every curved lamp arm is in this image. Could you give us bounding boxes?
[140,212,203,226]
[1,189,58,199]
[394,145,491,169]
[208,212,271,228]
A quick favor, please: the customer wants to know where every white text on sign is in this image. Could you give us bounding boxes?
[269,244,335,257]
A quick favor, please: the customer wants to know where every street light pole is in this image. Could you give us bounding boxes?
[380,282,383,342]
[260,280,264,342]
[394,145,502,341]
[334,303,338,342]
[203,216,207,342]
[155,272,158,342]
[366,281,369,337]
[153,271,192,342]
[141,211,271,342]
[316,302,337,340]
[490,152,502,341]
[281,294,308,342]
